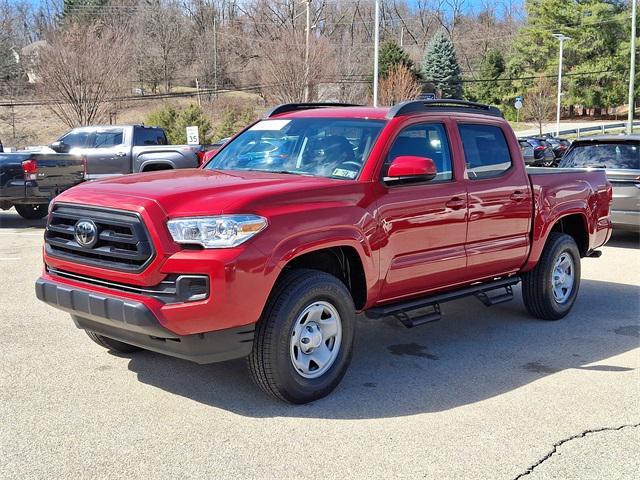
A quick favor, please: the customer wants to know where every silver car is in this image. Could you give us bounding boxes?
[559,135,640,231]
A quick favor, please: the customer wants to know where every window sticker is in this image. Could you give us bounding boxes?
[249,120,291,131]
[332,168,358,179]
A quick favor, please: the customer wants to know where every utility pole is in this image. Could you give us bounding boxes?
[373,0,380,107]
[552,33,571,137]
[213,13,218,99]
[628,0,637,134]
[195,78,201,107]
[400,26,404,47]
[304,0,312,102]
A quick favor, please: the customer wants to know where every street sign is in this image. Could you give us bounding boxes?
[186,126,199,145]
[514,100,523,110]
[515,96,523,102]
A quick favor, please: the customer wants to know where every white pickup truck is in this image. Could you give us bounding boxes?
[50,125,200,179]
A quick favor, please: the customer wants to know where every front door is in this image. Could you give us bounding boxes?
[376,121,468,302]
[83,128,129,177]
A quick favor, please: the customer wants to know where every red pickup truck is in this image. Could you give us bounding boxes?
[36,101,612,404]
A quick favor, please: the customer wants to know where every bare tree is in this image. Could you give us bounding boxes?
[256,31,335,103]
[135,1,191,93]
[37,23,131,127]
[378,64,422,106]
[522,76,555,136]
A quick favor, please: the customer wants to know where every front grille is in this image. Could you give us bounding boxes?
[45,204,154,272]
[47,267,208,304]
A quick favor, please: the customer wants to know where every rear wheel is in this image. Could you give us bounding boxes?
[85,331,142,354]
[248,269,356,404]
[15,203,48,219]
[522,232,581,320]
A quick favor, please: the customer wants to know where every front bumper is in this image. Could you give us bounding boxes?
[35,277,254,364]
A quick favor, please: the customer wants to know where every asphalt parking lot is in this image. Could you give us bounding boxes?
[1,208,638,480]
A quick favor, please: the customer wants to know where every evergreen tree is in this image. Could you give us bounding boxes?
[378,41,414,79]
[420,31,462,99]
[145,104,212,144]
[62,0,110,22]
[508,0,629,112]
[466,50,507,107]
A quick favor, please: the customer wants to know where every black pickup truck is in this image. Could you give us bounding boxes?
[0,152,85,219]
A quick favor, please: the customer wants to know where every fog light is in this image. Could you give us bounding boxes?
[175,275,209,302]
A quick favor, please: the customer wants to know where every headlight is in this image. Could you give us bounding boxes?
[167,215,268,248]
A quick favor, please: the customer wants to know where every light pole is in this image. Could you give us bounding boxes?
[304,0,312,102]
[552,33,571,137]
[627,0,637,134]
[373,0,380,107]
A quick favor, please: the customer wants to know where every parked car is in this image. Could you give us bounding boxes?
[0,138,4,153]
[519,137,557,166]
[545,137,571,159]
[0,151,85,219]
[559,135,639,231]
[36,100,612,404]
[518,139,535,165]
[50,125,200,179]
[200,137,230,165]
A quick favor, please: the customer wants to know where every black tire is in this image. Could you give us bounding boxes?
[15,203,48,219]
[522,232,581,320]
[248,269,356,404]
[85,331,142,354]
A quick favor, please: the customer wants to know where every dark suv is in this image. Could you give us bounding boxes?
[519,137,556,166]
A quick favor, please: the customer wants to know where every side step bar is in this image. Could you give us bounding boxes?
[365,276,521,328]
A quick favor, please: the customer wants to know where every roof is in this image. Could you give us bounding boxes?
[572,134,640,143]
[273,106,390,120]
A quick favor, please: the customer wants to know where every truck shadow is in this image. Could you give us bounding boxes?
[0,209,47,229]
[125,278,639,419]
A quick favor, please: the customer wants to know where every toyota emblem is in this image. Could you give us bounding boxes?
[74,219,98,248]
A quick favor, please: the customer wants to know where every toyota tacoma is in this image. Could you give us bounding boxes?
[36,101,612,403]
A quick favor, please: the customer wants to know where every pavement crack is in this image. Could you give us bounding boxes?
[512,422,640,480]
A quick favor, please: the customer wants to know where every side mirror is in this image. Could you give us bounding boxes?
[385,155,437,182]
[50,141,71,153]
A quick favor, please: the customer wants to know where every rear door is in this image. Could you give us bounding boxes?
[457,122,532,281]
[376,119,469,301]
[83,128,129,177]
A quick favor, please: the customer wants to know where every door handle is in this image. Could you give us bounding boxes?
[510,191,527,202]
[113,152,127,157]
[445,196,466,209]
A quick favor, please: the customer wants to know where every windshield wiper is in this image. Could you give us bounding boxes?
[244,169,308,176]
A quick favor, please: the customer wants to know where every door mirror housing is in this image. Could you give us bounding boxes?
[385,156,437,182]
[50,141,71,153]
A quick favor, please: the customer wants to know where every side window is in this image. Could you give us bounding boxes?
[60,130,90,148]
[93,129,124,148]
[135,127,168,146]
[383,123,452,182]
[458,124,512,179]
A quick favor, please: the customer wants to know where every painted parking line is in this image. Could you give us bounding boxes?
[0,257,21,260]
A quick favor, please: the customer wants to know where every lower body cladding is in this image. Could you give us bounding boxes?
[35,276,254,364]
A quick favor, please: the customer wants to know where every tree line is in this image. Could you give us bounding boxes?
[0,0,637,135]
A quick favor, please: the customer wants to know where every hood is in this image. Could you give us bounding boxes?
[59,168,343,217]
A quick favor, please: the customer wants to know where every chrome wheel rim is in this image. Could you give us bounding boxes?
[552,252,574,304]
[290,301,342,379]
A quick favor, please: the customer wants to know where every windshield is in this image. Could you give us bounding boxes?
[560,142,640,169]
[206,118,385,179]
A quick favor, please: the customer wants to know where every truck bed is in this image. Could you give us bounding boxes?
[0,152,85,206]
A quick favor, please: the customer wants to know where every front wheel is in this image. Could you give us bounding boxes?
[85,331,142,354]
[248,269,356,404]
[15,203,48,219]
[522,232,581,320]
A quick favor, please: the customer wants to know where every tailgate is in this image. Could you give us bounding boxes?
[606,168,640,212]
[31,153,85,189]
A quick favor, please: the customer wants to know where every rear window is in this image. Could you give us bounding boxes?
[135,127,168,146]
[560,142,640,170]
[459,124,512,179]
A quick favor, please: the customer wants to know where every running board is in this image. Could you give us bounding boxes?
[365,277,521,328]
